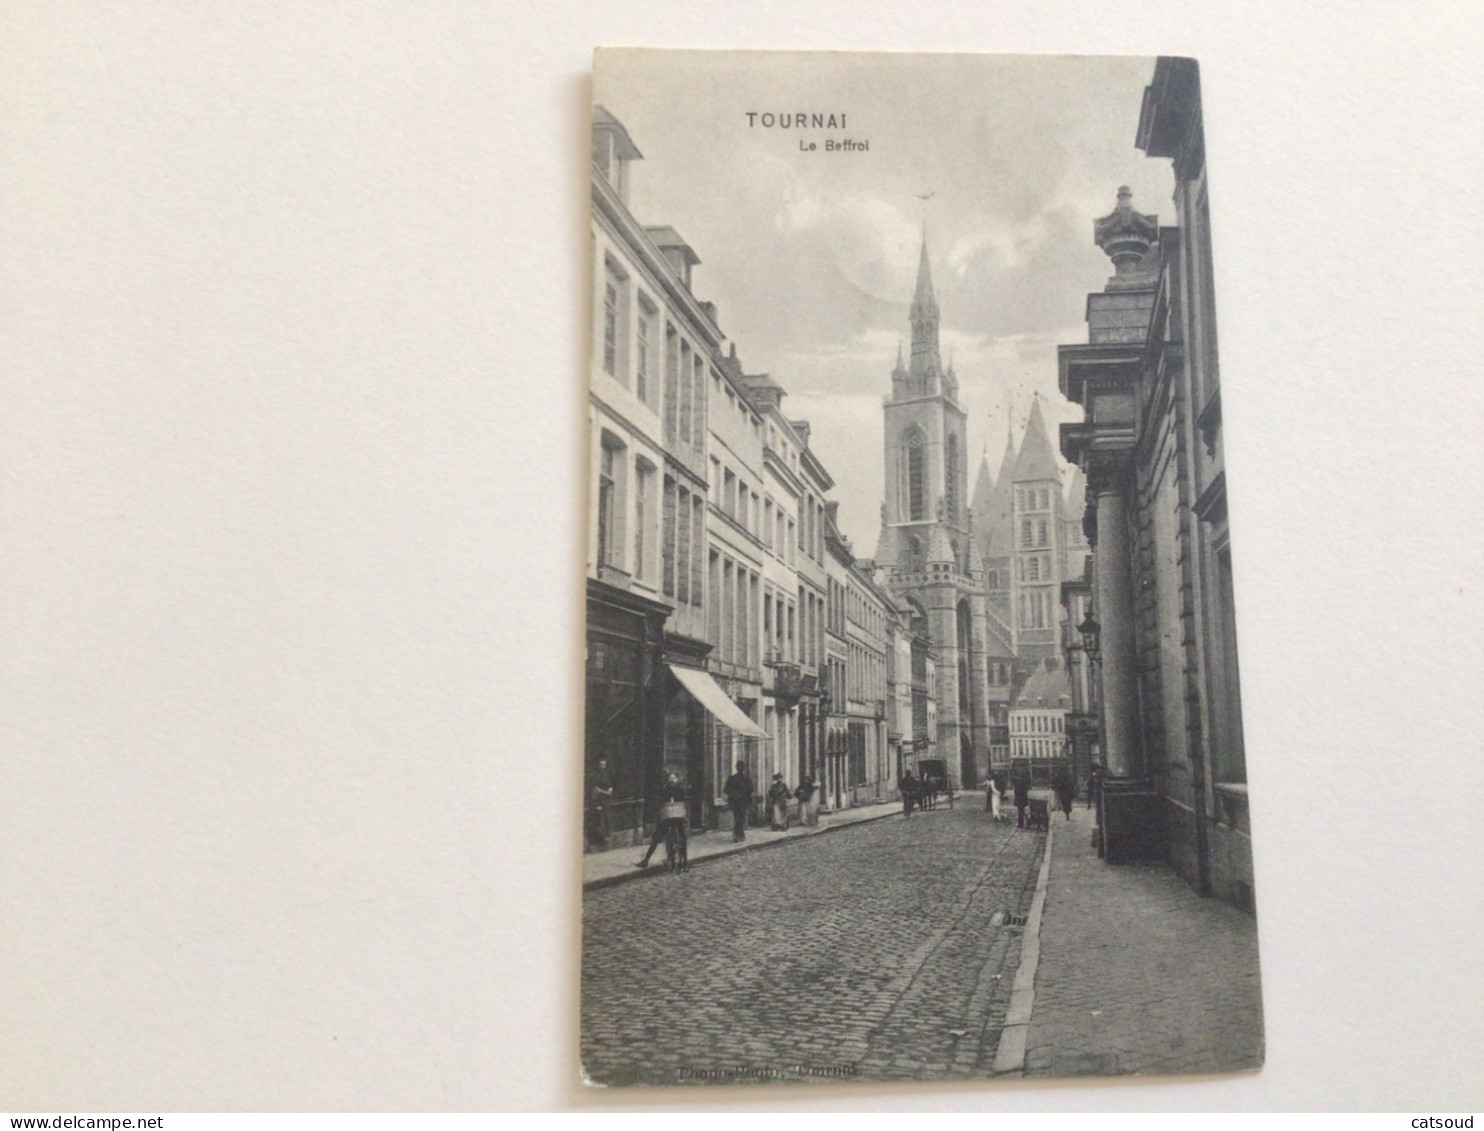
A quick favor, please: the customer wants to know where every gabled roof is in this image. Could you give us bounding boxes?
[1013,399,1061,484]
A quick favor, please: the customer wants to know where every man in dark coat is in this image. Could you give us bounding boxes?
[586,757,614,850]
[1052,764,1075,820]
[899,770,919,818]
[1013,774,1031,829]
[794,774,818,827]
[724,761,754,843]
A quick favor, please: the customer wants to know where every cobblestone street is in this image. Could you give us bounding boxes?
[581,806,1045,1087]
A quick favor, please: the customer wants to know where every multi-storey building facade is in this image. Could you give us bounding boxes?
[587,104,938,840]
[1058,58,1253,908]
[703,343,770,818]
[822,506,897,809]
[587,107,768,843]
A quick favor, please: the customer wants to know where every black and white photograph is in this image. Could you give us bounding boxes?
[3,5,1479,1115]
[582,50,1262,1087]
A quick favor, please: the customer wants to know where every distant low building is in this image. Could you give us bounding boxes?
[1009,658,1072,782]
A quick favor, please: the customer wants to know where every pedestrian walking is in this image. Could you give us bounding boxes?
[986,771,1005,822]
[767,773,792,831]
[724,760,754,843]
[900,769,919,818]
[794,774,818,827]
[1087,762,1103,810]
[635,772,688,869]
[1013,774,1030,829]
[1052,764,1075,820]
[586,757,614,850]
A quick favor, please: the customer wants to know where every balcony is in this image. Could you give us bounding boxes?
[770,661,803,704]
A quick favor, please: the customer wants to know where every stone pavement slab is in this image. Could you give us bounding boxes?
[1020,803,1264,1079]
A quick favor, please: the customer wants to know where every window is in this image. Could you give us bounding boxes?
[945,433,959,521]
[676,486,690,604]
[1037,520,1048,547]
[635,298,655,404]
[691,352,705,447]
[722,560,734,660]
[1021,519,1033,547]
[748,573,759,668]
[905,429,927,521]
[662,476,676,597]
[597,442,616,567]
[689,493,703,605]
[663,325,679,440]
[707,551,721,647]
[602,261,628,382]
[1028,556,1040,581]
[738,569,752,668]
[633,460,655,581]
[678,341,693,444]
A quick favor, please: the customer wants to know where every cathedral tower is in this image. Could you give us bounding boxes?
[875,237,993,786]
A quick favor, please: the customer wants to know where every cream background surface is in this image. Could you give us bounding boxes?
[0,1,1480,1113]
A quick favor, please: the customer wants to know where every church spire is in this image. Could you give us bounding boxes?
[911,234,938,320]
[908,235,941,380]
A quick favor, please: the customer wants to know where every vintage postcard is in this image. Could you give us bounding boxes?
[581,49,1261,1087]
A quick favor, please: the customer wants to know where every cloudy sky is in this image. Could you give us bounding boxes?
[596,50,1175,548]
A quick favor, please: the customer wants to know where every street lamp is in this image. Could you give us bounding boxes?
[1078,611,1101,664]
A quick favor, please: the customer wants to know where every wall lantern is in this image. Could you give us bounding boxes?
[1078,612,1102,663]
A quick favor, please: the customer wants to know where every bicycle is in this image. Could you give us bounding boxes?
[660,800,688,873]
[663,820,688,872]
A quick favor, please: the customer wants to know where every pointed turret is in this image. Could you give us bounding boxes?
[1013,399,1061,484]
[966,509,987,578]
[927,520,956,569]
[979,429,1018,559]
[971,453,996,521]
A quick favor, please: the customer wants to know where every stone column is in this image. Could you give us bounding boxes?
[1091,464,1141,779]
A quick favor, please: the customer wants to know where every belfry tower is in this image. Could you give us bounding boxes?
[874,237,995,787]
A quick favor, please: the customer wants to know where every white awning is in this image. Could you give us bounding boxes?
[667,664,770,740]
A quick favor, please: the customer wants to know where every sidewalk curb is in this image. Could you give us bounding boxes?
[990,816,1055,1076]
[582,805,906,892]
